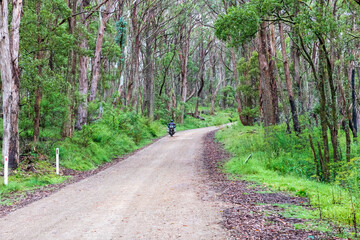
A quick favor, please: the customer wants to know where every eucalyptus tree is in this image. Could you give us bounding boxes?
[214,0,360,181]
[89,0,117,102]
[0,0,23,168]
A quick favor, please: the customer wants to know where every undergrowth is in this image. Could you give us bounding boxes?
[216,122,360,238]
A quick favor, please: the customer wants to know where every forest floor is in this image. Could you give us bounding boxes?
[202,131,343,239]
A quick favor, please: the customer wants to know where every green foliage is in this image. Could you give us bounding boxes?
[217,86,235,107]
[237,51,260,120]
[215,5,260,46]
[0,160,69,205]
[178,109,235,131]
[57,107,160,171]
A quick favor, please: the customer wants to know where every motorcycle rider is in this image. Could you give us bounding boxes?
[168,119,176,132]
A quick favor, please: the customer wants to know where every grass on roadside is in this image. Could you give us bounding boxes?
[0,108,234,206]
[216,122,360,237]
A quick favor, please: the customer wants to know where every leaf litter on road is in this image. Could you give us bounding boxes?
[201,131,342,240]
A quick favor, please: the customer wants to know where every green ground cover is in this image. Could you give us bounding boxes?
[216,123,360,238]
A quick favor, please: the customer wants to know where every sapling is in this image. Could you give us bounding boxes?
[317,187,322,220]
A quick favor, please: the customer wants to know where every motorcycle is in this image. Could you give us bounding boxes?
[168,125,176,137]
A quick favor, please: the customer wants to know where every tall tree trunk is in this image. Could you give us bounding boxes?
[89,1,113,102]
[112,2,126,108]
[75,1,91,130]
[171,80,177,120]
[318,34,338,163]
[76,37,89,130]
[63,0,78,138]
[257,22,276,126]
[211,52,224,115]
[351,68,357,134]
[291,0,302,112]
[279,22,301,133]
[195,42,206,117]
[33,86,42,145]
[33,0,43,148]
[267,23,279,124]
[127,0,141,112]
[144,27,155,120]
[318,42,330,181]
[231,48,246,125]
[178,24,191,123]
[0,0,22,168]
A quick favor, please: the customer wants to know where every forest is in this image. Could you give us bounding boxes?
[1,0,360,236]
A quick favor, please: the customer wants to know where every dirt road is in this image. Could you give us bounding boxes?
[0,127,229,240]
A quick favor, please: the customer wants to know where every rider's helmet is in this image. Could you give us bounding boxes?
[171,119,173,122]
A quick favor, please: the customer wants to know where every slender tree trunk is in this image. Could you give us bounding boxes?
[195,42,205,117]
[144,27,155,120]
[318,42,330,181]
[63,0,78,138]
[267,23,279,123]
[89,1,113,102]
[309,134,320,178]
[231,48,246,125]
[291,0,302,112]
[279,22,301,133]
[112,1,126,108]
[178,24,191,123]
[76,37,89,130]
[127,0,141,111]
[0,0,22,168]
[319,35,338,162]
[33,86,42,144]
[75,1,91,130]
[351,69,357,134]
[211,53,224,115]
[209,53,216,115]
[171,80,177,120]
[33,0,43,148]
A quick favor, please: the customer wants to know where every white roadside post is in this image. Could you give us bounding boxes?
[4,156,8,186]
[56,148,59,175]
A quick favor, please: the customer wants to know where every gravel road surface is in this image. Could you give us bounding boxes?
[0,127,228,240]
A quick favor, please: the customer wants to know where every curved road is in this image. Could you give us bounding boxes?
[0,127,228,240]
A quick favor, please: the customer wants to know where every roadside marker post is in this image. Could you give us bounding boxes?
[56,148,59,175]
[4,156,8,186]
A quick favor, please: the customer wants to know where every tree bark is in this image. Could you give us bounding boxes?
[127,0,141,112]
[33,0,43,148]
[195,42,206,117]
[318,41,330,181]
[178,24,191,123]
[291,0,302,112]
[257,22,276,126]
[75,1,91,130]
[309,134,320,178]
[267,23,279,124]
[231,48,247,125]
[33,86,42,145]
[211,52,224,115]
[144,28,155,120]
[89,0,114,102]
[63,0,78,138]
[0,0,22,168]
[279,22,301,133]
